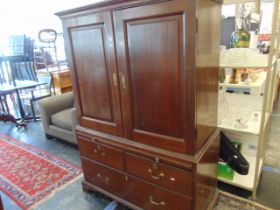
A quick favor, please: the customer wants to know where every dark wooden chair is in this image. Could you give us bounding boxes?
[0,58,13,85]
[0,58,20,121]
[10,59,37,82]
[29,75,52,120]
[0,90,25,126]
[0,193,4,210]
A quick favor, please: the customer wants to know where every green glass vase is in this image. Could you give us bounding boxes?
[230,29,250,48]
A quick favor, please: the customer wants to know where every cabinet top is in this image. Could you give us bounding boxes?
[55,0,164,17]
[56,0,223,17]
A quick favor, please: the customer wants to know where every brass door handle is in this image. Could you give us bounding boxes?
[149,196,166,206]
[112,73,118,86]
[121,75,126,89]
[148,169,165,180]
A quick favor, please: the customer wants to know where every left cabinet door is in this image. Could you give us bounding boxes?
[63,11,123,136]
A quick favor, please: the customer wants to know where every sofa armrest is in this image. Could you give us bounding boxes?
[71,107,78,131]
[38,92,74,132]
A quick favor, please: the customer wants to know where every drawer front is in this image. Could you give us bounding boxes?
[81,158,192,210]
[125,153,193,195]
[81,158,126,195]
[123,176,192,210]
[79,136,124,170]
[61,86,73,93]
[60,74,72,86]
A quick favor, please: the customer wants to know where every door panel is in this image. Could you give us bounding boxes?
[114,1,195,153]
[65,12,123,136]
[71,25,113,121]
[127,16,183,138]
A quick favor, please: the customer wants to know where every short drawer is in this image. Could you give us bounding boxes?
[123,175,192,210]
[58,72,72,85]
[61,86,72,93]
[125,153,193,196]
[78,136,124,170]
[81,157,126,196]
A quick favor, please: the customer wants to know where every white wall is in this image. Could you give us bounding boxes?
[0,0,104,54]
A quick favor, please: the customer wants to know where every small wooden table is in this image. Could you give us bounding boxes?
[37,68,72,94]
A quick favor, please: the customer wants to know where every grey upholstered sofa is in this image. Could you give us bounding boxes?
[38,92,78,144]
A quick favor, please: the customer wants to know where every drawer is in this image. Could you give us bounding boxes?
[60,73,72,83]
[125,153,193,196]
[81,157,192,210]
[61,86,72,93]
[78,136,124,170]
[123,175,192,210]
[81,157,126,196]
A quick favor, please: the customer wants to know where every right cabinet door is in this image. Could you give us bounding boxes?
[114,0,195,153]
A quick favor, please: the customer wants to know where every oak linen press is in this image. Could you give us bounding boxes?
[57,0,222,209]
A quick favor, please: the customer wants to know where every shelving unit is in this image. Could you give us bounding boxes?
[218,110,262,135]
[219,72,266,95]
[219,0,280,199]
[219,155,256,190]
[220,52,270,68]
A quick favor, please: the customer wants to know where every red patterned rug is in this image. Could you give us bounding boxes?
[0,133,82,210]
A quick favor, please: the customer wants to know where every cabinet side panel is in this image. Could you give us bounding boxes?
[194,130,220,210]
[195,0,221,151]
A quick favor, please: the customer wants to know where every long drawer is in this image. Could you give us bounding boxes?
[124,176,192,210]
[78,136,124,170]
[125,153,193,196]
[81,157,192,210]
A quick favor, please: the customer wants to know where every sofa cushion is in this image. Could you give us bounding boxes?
[51,108,73,131]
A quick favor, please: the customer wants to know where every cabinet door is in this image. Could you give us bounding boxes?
[114,1,195,153]
[63,12,123,136]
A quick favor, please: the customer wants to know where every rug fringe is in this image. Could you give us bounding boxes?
[218,190,276,210]
[28,174,83,210]
[207,189,220,210]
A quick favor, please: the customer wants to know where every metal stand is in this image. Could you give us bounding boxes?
[104,201,118,210]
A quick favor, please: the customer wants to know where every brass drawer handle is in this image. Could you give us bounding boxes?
[93,149,106,157]
[97,173,110,182]
[93,142,106,157]
[149,196,166,206]
[148,169,165,180]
